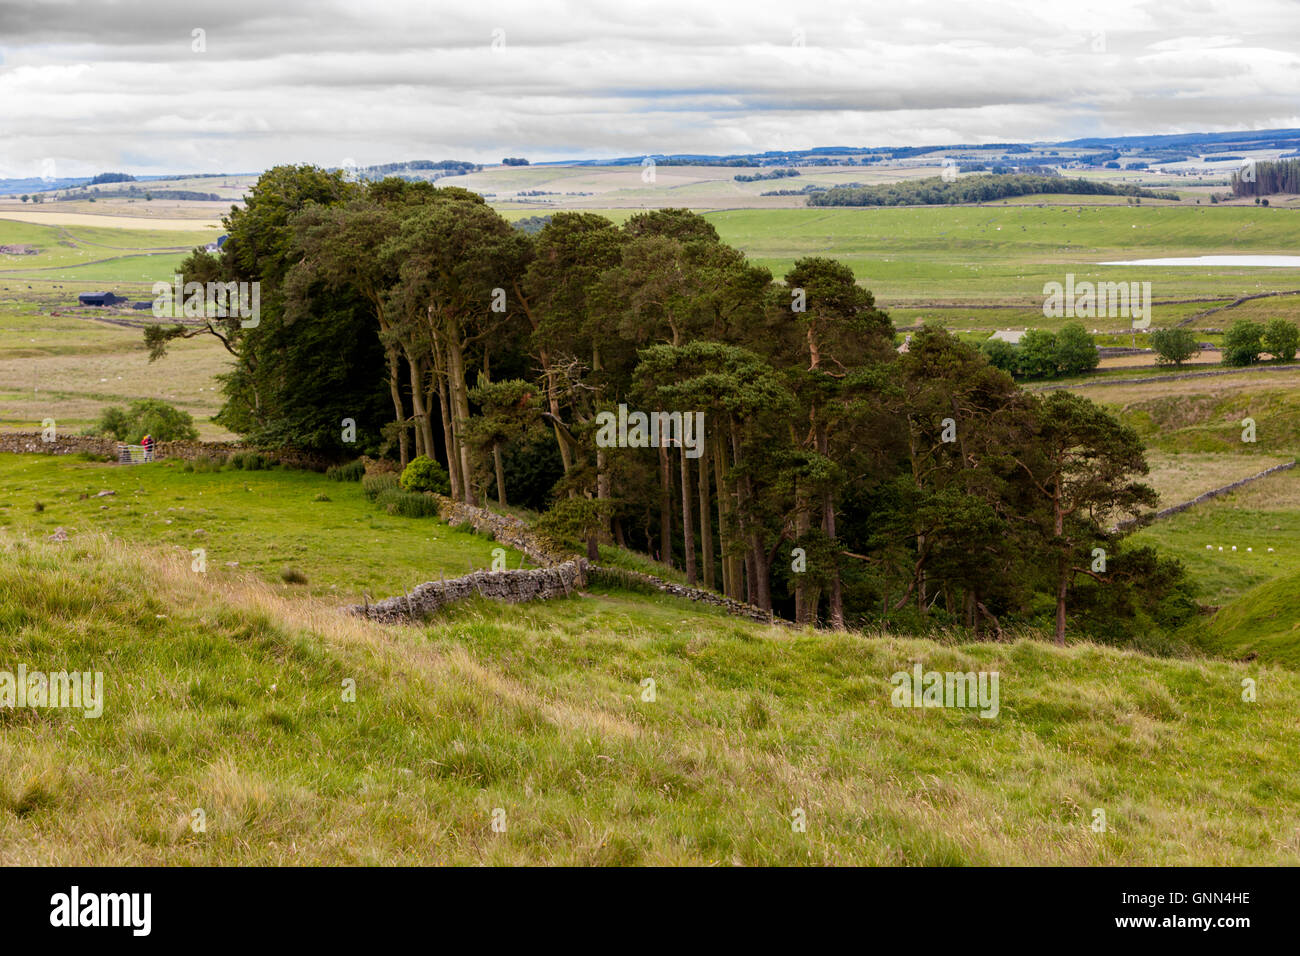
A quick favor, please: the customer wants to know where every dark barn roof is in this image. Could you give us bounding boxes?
[78,291,124,306]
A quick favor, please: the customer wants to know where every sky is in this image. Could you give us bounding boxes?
[0,0,1297,178]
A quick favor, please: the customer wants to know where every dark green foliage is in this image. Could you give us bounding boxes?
[1069,545,1198,649]
[1262,319,1299,362]
[980,338,1019,373]
[1230,159,1300,196]
[1221,319,1264,366]
[734,168,799,183]
[622,208,721,243]
[1150,327,1201,366]
[181,166,1188,649]
[145,165,390,458]
[500,430,565,512]
[1016,329,1060,379]
[96,399,199,443]
[809,173,1178,206]
[512,215,552,234]
[534,498,609,555]
[980,326,1097,380]
[1055,323,1100,375]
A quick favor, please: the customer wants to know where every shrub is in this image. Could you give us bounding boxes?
[1261,319,1299,362]
[375,488,440,518]
[96,399,198,443]
[326,459,366,482]
[362,473,399,501]
[1150,327,1201,366]
[399,455,451,496]
[182,453,226,473]
[280,567,308,585]
[96,406,131,440]
[1221,319,1264,367]
[228,451,274,471]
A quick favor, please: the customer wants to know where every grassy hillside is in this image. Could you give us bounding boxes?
[1073,368,1300,666]
[1199,569,1300,668]
[2,530,1299,865]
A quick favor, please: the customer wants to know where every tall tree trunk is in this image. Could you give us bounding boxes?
[407,353,437,468]
[794,489,811,625]
[1054,486,1067,645]
[433,356,461,501]
[596,448,611,542]
[445,332,476,505]
[493,443,506,507]
[818,426,844,629]
[723,431,745,601]
[697,439,714,590]
[386,347,409,468]
[748,525,771,613]
[730,422,770,611]
[680,447,697,586]
[713,432,734,598]
[541,349,572,475]
[658,429,673,568]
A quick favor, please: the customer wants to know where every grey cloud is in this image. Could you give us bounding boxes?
[0,0,1296,176]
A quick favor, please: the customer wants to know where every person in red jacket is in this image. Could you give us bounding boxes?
[141,433,154,462]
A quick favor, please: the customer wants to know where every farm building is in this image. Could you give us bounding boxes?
[78,291,125,306]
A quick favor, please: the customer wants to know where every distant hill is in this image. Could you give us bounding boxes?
[559,128,1300,168]
[0,176,91,196]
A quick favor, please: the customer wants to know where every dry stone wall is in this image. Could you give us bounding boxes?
[0,431,327,469]
[435,497,573,567]
[349,559,589,622]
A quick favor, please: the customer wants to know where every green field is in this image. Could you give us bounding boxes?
[0,454,524,601]
[704,205,1300,310]
[0,215,231,438]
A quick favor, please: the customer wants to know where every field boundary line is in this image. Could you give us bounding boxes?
[1115,460,1297,531]
[1176,288,1300,327]
[1032,363,1300,391]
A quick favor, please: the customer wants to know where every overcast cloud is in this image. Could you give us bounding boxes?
[0,0,1296,177]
